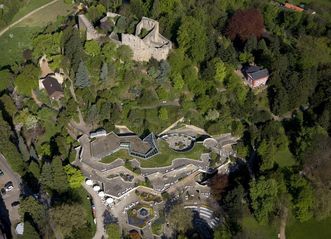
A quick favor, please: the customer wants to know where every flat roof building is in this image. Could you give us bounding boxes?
[90,132,158,159]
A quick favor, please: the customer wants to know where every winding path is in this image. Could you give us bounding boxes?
[82,183,107,239]
[0,0,59,37]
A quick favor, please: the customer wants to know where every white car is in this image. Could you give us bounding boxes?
[5,181,13,192]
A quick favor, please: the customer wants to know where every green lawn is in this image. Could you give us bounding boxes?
[0,1,72,67]
[241,208,278,239]
[16,0,72,28]
[140,141,206,168]
[101,150,131,164]
[287,217,331,239]
[0,26,41,66]
[100,141,206,168]
[0,0,51,32]
[11,0,53,23]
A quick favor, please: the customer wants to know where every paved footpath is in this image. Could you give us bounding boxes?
[0,0,59,37]
[82,183,107,239]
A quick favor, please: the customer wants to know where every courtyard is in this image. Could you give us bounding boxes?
[127,203,155,228]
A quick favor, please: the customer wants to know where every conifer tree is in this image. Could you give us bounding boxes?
[51,157,68,194]
[100,62,108,82]
[75,61,90,88]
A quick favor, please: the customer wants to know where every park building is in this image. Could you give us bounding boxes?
[90,131,159,160]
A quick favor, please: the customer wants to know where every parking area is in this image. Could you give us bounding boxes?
[0,154,21,236]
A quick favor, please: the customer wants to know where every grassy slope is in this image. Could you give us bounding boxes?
[100,141,206,168]
[0,1,72,67]
[11,0,53,22]
[287,217,331,239]
[0,26,41,66]
[16,0,72,27]
[241,208,278,239]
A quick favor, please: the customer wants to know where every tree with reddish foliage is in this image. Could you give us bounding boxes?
[129,230,141,239]
[226,9,265,41]
[208,174,229,200]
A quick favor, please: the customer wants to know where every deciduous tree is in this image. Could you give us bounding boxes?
[64,165,84,189]
[249,177,279,224]
[85,40,101,57]
[226,9,265,41]
[14,64,40,96]
[50,203,87,238]
[177,16,207,62]
[168,204,193,233]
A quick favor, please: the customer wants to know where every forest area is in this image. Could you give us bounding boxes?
[0,0,330,238]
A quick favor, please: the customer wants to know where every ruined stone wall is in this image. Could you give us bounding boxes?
[78,14,100,40]
[78,13,172,61]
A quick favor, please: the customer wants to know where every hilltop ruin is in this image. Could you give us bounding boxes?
[78,13,172,62]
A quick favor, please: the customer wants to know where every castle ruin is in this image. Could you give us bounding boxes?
[78,13,172,62]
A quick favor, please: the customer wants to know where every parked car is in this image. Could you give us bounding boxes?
[0,188,6,195]
[4,181,13,192]
[11,201,20,207]
[0,169,4,176]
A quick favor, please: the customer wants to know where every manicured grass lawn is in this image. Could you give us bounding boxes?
[275,148,296,168]
[241,208,278,239]
[100,141,206,168]
[287,217,331,239]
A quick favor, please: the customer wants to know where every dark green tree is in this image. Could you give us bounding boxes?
[0,112,25,174]
[177,16,207,63]
[20,197,47,232]
[50,203,87,238]
[75,61,90,88]
[51,157,68,194]
[100,62,108,82]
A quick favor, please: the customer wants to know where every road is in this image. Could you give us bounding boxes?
[82,183,107,239]
[0,154,22,237]
[0,0,59,37]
